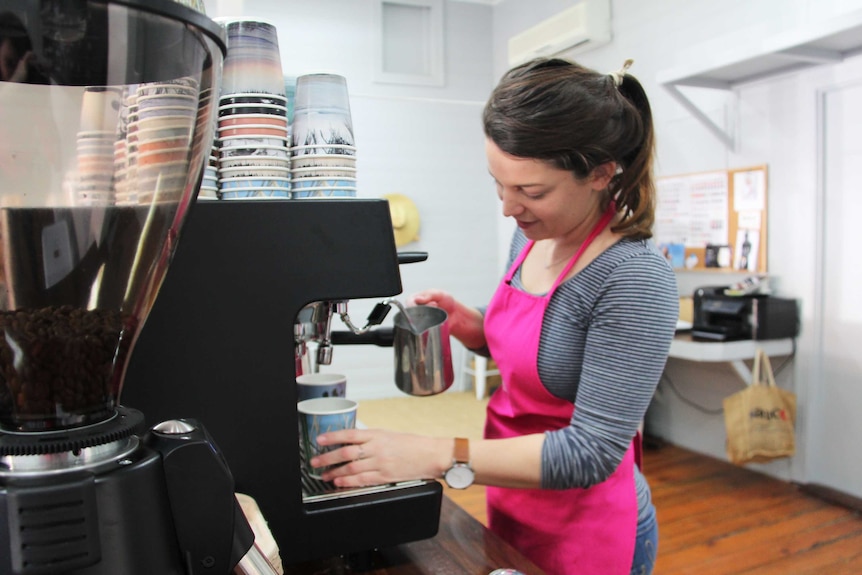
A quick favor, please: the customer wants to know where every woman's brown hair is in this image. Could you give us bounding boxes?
[482,57,656,239]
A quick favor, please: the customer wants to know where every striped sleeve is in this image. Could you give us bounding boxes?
[534,239,678,489]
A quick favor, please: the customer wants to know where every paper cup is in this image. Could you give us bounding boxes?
[218,176,290,189]
[297,397,357,479]
[218,114,288,128]
[219,165,290,179]
[220,144,290,158]
[218,155,290,169]
[219,135,288,149]
[218,102,287,116]
[296,373,347,402]
[136,93,197,109]
[219,189,290,199]
[218,126,288,138]
[290,143,356,157]
[290,154,356,170]
[292,176,356,189]
[292,188,356,199]
[290,166,356,179]
[220,93,287,106]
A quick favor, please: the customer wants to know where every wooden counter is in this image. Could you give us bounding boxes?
[285,496,545,574]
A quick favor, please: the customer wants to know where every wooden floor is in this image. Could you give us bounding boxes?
[443,442,862,574]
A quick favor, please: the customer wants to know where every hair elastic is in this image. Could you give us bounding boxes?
[609,59,634,87]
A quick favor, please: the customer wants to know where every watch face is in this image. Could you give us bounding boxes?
[445,464,474,489]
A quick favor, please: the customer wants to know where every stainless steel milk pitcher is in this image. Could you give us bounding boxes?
[327,298,454,396]
[392,305,454,396]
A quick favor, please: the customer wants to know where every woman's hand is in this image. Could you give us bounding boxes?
[311,429,452,488]
[407,289,486,349]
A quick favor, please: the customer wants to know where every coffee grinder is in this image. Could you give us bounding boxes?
[0,1,261,573]
[123,199,445,565]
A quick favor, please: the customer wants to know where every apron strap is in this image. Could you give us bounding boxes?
[552,203,617,292]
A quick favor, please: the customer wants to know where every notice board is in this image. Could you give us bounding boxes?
[654,165,768,273]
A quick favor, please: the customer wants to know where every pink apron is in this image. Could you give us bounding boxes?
[483,207,637,575]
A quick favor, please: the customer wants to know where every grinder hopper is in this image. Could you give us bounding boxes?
[0,0,224,432]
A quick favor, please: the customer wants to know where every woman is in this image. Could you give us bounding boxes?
[313,58,678,575]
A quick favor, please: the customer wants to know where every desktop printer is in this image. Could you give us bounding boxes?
[692,286,800,342]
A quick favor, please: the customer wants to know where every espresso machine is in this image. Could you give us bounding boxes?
[0,1,261,573]
[123,199,444,565]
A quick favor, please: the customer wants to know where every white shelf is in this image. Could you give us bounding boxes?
[657,8,862,149]
[669,334,794,383]
[670,335,794,362]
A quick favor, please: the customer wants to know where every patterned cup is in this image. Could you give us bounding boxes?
[297,397,358,479]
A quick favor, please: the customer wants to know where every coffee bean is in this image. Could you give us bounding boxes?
[0,306,137,431]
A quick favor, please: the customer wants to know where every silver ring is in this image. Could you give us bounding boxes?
[357,445,365,460]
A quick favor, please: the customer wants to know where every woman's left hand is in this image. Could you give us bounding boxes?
[311,429,452,488]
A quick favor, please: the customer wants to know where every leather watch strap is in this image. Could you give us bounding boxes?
[453,437,469,464]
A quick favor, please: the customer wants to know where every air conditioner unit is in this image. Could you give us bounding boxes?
[508,0,612,66]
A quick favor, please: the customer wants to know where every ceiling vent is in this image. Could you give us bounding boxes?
[508,0,612,66]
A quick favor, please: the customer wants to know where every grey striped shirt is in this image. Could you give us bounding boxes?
[502,229,678,518]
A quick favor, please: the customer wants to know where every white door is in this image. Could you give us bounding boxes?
[812,80,862,497]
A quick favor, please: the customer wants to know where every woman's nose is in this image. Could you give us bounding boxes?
[500,189,523,217]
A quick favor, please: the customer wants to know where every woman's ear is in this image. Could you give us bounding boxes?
[589,162,617,191]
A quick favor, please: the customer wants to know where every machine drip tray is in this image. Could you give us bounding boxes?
[299,449,429,503]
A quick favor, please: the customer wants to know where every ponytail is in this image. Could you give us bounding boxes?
[610,73,656,239]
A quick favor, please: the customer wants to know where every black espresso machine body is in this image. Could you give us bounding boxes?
[123,199,443,565]
[692,286,800,342]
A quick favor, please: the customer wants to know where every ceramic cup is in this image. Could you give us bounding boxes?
[296,373,347,402]
[297,397,358,479]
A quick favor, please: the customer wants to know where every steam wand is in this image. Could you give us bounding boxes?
[317,252,429,361]
[339,298,418,335]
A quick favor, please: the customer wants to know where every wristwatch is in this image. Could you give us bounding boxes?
[443,437,475,489]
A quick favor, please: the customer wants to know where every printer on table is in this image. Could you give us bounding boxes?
[692,286,799,342]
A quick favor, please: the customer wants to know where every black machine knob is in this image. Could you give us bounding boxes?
[153,420,197,435]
